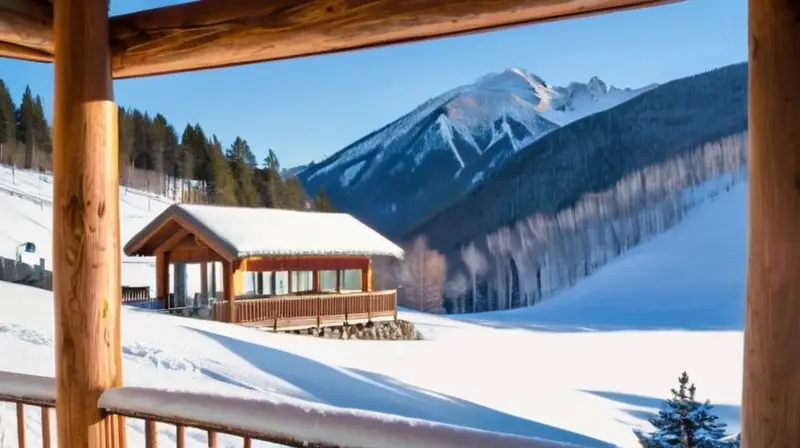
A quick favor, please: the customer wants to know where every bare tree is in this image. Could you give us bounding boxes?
[461,242,487,312]
[396,236,447,313]
[445,271,469,313]
[476,132,748,311]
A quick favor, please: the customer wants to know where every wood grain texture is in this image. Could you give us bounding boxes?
[106,0,678,78]
[0,0,52,60]
[0,39,50,61]
[0,0,680,73]
[52,0,121,446]
[741,0,800,446]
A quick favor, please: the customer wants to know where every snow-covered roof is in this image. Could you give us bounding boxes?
[124,204,404,259]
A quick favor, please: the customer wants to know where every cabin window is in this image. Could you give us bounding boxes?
[340,269,363,292]
[319,270,338,291]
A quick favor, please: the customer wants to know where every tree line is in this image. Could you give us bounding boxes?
[0,79,334,212]
[444,132,748,314]
[376,132,748,314]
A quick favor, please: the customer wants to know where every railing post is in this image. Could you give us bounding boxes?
[53,0,124,446]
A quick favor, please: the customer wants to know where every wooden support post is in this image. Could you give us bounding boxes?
[288,270,293,294]
[741,0,800,446]
[156,252,170,308]
[210,262,217,299]
[335,269,341,293]
[223,260,235,323]
[361,261,372,292]
[312,270,320,293]
[269,271,276,295]
[52,0,123,446]
[200,262,208,304]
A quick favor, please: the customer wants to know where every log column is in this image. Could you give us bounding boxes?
[52,0,123,446]
[742,0,800,446]
[223,260,236,323]
[200,262,208,305]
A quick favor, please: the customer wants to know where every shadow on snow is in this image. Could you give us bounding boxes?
[187,326,614,447]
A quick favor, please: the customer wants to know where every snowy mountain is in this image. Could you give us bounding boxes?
[298,68,654,237]
[409,63,748,254]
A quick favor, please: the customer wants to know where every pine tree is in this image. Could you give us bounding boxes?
[225,136,259,206]
[15,86,36,169]
[634,372,739,448]
[207,135,237,205]
[32,95,52,155]
[255,149,285,208]
[282,176,307,210]
[314,187,335,212]
[0,79,17,164]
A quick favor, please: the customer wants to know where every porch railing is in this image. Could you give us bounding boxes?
[211,290,397,329]
[0,370,578,448]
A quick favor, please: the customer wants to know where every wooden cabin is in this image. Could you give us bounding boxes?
[0,0,795,447]
[124,204,403,329]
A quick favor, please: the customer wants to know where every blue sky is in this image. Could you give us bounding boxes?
[0,0,746,168]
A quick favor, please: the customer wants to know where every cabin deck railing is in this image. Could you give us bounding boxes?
[0,370,577,448]
[211,290,398,329]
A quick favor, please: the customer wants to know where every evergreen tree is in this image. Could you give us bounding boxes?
[15,85,36,169]
[314,187,335,212]
[32,95,52,155]
[634,372,739,448]
[256,149,283,208]
[0,79,16,164]
[225,136,259,206]
[282,176,307,210]
[207,135,238,205]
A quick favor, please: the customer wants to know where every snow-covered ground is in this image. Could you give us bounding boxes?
[0,168,746,447]
[0,165,211,295]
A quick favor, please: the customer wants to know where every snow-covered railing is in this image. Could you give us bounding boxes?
[0,371,55,448]
[212,290,398,329]
[0,371,581,448]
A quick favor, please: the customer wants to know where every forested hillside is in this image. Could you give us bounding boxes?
[0,79,334,212]
[380,63,748,314]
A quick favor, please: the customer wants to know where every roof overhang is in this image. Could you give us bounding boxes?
[1,0,683,78]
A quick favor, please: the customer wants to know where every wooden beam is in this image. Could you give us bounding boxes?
[0,0,681,72]
[241,255,370,273]
[0,0,53,60]
[154,228,190,254]
[741,0,800,445]
[0,40,50,61]
[52,0,121,447]
[106,0,680,79]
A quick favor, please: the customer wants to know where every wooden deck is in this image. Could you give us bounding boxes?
[211,290,398,330]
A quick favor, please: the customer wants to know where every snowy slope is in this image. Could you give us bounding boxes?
[0,166,208,295]
[0,179,745,447]
[299,69,654,237]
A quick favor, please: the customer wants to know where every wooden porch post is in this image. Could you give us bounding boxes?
[223,260,236,323]
[156,252,171,307]
[210,262,217,299]
[52,0,123,446]
[200,262,208,304]
[741,0,800,446]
